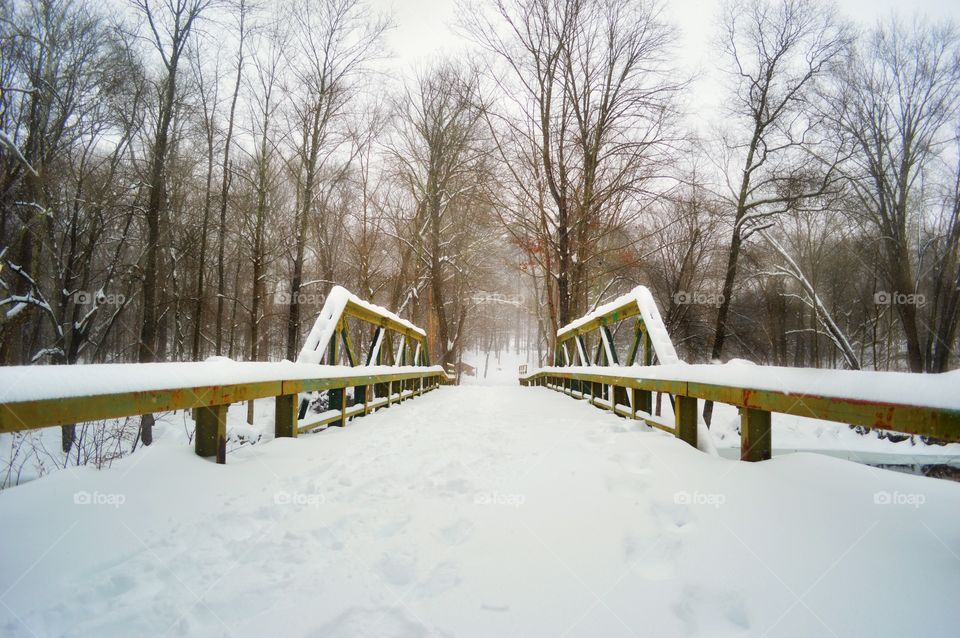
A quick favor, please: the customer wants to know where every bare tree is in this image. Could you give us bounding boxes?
[281,0,386,359]
[213,0,249,355]
[828,18,960,371]
[389,63,490,366]
[707,0,851,369]
[130,0,212,446]
[466,0,682,348]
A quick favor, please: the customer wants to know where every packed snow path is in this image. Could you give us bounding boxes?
[2,386,959,637]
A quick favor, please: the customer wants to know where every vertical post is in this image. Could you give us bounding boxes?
[636,389,652,415]
[329,321,340,364]
[329,387,345,427]
[196,403,228,464]
[613,386,628,413]
[275,394,298,438]
[741,408,772,462]
[364,384,371,414]
[675,395,697,449]
[387,381,393,407]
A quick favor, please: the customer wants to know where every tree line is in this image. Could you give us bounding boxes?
[1,0,958,445]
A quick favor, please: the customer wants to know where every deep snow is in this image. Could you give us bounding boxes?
[1,385,958,637]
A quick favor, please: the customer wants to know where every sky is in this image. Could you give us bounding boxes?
[370,0,960,66]
[367,0,960,132]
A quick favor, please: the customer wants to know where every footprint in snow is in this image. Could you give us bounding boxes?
[605,472,650,496]
[439,519,473,546]
[309,607,431,638]
[672,585,750,635]
[652,502,696,532]
[377,514,412,538]
[377,551,417,587]
[630,532,682,581]
[417,561,461,597]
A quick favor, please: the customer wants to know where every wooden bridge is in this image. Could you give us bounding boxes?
[1,285,958,463]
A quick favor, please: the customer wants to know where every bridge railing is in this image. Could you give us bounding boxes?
[0,288,446,464]
[523,287,960,460]
[520,365,960,460]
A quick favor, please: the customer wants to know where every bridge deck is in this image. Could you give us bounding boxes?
[1,385,958,636]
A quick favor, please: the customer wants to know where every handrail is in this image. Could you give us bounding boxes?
[520,365,960,460]
[1,289,444,465]
[0,362,447,464]
[528,286,959,461]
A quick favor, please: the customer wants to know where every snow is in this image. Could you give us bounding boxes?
[557,286,679,365]
[525,362,960,411]
[0,360,444,404]
[1,385,958,636]
[298,286,425,365]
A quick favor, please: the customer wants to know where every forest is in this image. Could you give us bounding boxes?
[1,0,958,410]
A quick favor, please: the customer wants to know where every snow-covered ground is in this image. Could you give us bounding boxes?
[1,384,958,637]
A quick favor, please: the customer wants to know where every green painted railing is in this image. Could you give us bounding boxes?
[520,367,960,461]
[0,364,448,464]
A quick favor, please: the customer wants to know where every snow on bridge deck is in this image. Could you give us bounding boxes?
[1,385,958,637]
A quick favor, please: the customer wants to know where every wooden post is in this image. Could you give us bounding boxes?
[329,387,345,427]
[675,396,697,449]
[741,408,772,462]
[275,394,297,438]
[636,389,653,415]
[196,403,228,464]
[387,381,393,407]
[273,394,298,438]
[246,399,254,425]
[613,386,628,412]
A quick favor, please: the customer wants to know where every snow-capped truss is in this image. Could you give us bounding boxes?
[555,286,679,367]
[298,286,430,367]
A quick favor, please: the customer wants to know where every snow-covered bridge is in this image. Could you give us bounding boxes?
[1,286,959,636]
[2,382,960,636]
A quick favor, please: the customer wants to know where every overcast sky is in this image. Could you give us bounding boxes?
[366,0,960,133]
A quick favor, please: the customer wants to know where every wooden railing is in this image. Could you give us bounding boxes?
[527,287,960,461]
[520,366,960,461]
[0,287,448,464]
[0,363,447,464]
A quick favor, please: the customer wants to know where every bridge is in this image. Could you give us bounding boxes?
[0,287,959,636]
